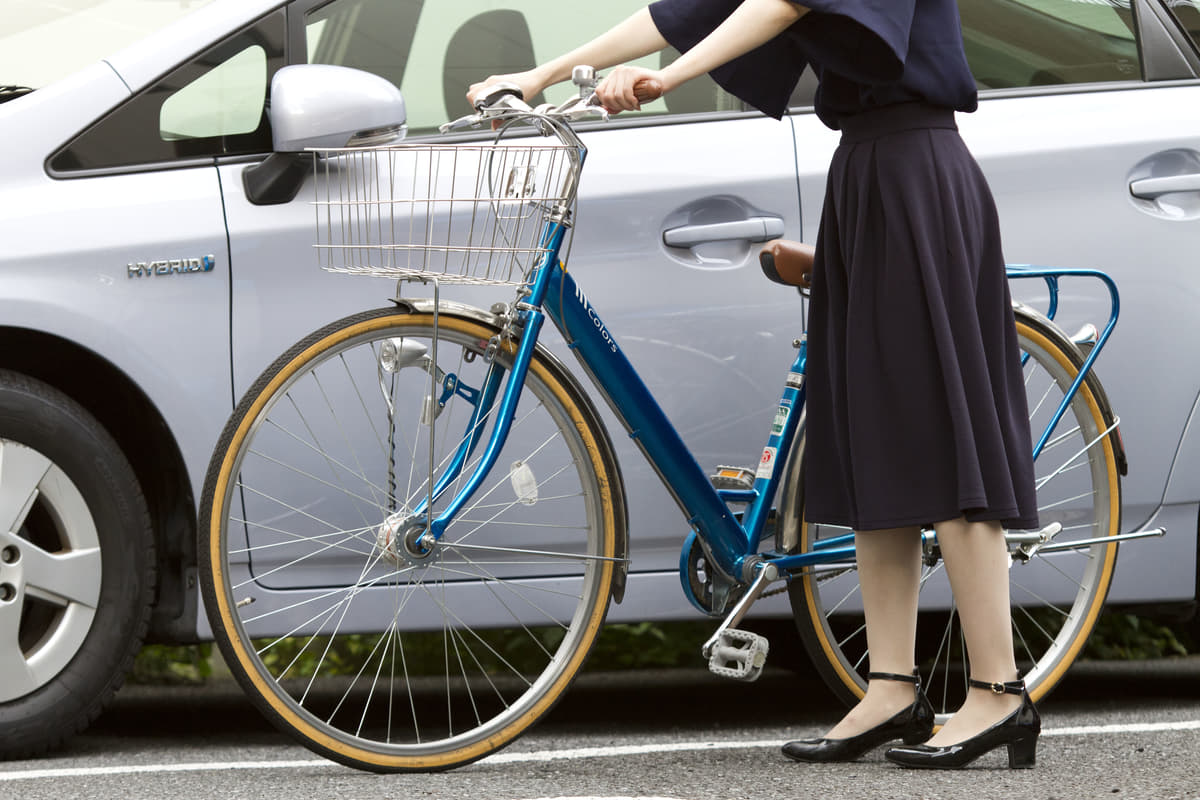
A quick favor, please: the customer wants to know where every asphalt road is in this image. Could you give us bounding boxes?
[3,655,1199,800]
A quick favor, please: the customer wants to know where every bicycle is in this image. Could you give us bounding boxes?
[197,68,1165,773]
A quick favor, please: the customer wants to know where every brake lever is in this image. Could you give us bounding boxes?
[439,114,482,134]
[551,93,609,122]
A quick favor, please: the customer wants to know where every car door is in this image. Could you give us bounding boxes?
[217,0,803,619]
[786,0,1200,609]
[962,0,1200,607]
[20,11,293,504]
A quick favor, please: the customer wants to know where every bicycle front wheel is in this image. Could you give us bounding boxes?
[789,308,1122,715]
[199,307,621,772]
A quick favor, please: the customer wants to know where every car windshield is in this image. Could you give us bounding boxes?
[0,0,215,92]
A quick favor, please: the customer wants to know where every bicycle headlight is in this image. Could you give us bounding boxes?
[379,338,427,373]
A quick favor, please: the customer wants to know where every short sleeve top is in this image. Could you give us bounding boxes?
[646,0,978,129]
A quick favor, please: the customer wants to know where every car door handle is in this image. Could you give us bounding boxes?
[662,216,785,247]
[1129,173,1200,199]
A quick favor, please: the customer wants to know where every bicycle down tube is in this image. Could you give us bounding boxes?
[421,256,1131,583]
[418,256,787,580]
[540,263,795,581]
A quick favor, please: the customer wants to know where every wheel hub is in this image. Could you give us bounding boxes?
[374,512,440,568]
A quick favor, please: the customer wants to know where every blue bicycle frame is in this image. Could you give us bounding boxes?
[416,164,1122,604]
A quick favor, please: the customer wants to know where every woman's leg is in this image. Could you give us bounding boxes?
[823,526,922,738]
[925,516,1022,746]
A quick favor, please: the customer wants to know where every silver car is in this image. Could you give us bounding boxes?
[1,0,1198,757]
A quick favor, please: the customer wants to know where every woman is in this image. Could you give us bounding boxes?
[469,0,1041,770]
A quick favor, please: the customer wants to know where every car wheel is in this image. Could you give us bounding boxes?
[0,370,155,758]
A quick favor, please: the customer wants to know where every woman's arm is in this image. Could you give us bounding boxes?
[599,0,810,111]
[467,1,811,112]
[466,8,666,106]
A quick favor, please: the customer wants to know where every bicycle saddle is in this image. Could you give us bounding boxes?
[759,240,814,289]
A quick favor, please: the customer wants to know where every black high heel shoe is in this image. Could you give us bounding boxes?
[884,678,1041,769]
[782,671,934,763]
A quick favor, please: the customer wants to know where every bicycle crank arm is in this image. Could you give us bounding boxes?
[701,562,780,681]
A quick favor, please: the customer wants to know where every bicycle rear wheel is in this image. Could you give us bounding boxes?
[199,306,622,772]
[789,307,1122,715]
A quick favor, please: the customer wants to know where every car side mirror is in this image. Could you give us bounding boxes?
[270,64,407,151]
[244,64,407,205]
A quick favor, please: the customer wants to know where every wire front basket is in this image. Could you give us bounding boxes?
[312,142,578,287]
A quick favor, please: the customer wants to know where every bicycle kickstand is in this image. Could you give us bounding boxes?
[701,562,778,682]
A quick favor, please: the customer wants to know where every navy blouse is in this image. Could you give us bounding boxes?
[647,0,978,129]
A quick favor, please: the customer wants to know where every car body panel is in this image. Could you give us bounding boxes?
[785,84,1200,606]
[104,0,283,95]
[220,113,804,584]
[0,163,233,500]
[1166,400,1200,506]
[0,63,129,173]
[960,86,1200,537]
[0,67,232,503]
[2,0,1198,643]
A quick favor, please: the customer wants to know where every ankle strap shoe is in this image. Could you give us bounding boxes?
[782,670,934,763]
[884,678,1041,770]
[969,677,1026,696]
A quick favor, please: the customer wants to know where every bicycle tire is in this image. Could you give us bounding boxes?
[199,306,621,772]
[787,306,1122,716]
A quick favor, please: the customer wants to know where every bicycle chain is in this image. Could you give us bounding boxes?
[760,564,854,600]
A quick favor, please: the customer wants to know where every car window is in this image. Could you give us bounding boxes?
[305,0,742,138]
[159,42,268,141]
[1165,0,1200,51]
[960,0,1139,89]
[49,11,286,173]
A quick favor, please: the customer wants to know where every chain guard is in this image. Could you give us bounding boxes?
[679,531,742,617]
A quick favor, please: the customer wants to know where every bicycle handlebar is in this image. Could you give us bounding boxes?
[439,67,665,136]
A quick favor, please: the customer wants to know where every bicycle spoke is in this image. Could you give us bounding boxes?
[791,315,1120,717]
[203,311,613,768]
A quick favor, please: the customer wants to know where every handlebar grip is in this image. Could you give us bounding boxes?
[634,78,664,105]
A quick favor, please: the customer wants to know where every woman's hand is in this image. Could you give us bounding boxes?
[595,65,667,113]
[467,70,546,108]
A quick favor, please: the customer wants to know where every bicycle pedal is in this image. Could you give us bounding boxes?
[711,466,755,492]
[707,629,769,682]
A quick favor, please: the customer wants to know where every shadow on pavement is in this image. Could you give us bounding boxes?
[83,653,1200,747]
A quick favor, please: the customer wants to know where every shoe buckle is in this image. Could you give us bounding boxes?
[988,681,1005,695]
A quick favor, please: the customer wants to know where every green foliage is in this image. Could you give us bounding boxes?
[583,621,714,671]
[242,622,713,680]
[241,622,715,680]
[131,643,213,685]
[251,627,571,680]
[1082,612,1192,660]
[131,613,1195,686]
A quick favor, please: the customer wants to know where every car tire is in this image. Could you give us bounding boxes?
[0,370,155,758]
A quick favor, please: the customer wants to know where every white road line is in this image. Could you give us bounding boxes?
[0,760,326,781]
[1042,719,1200,736]
[485,740,781,764]
[1,719,1197,782]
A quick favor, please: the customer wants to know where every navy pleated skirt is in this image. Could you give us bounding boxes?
[803,103,1039,532]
